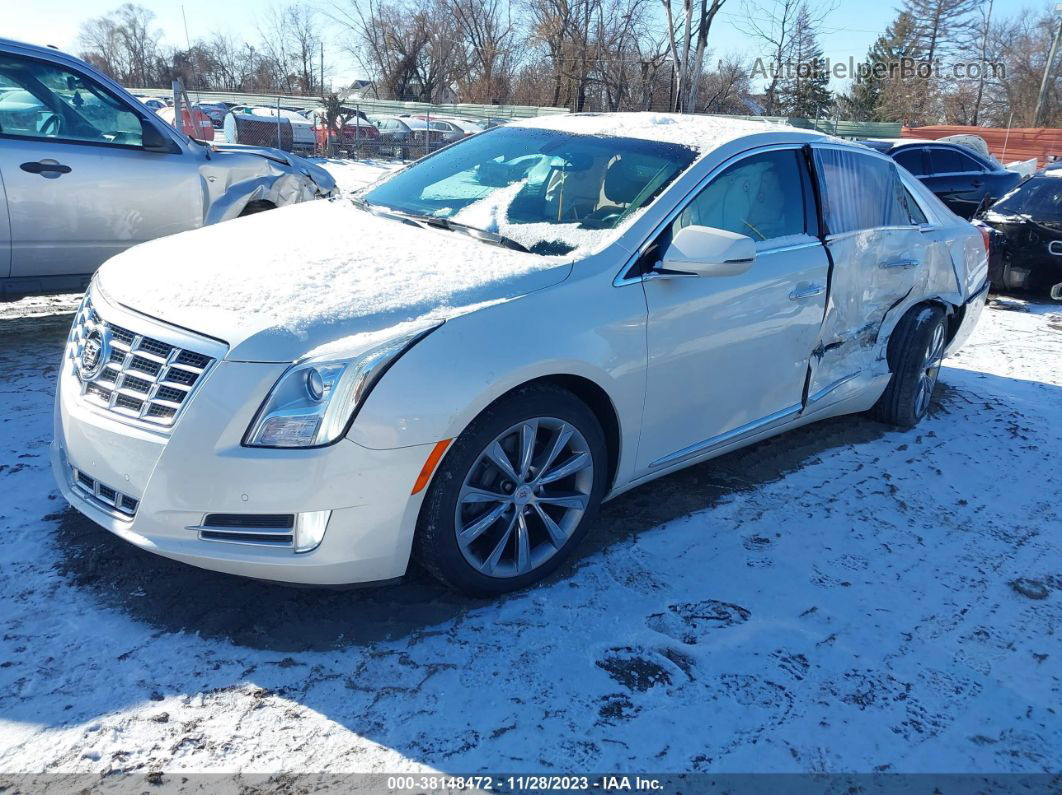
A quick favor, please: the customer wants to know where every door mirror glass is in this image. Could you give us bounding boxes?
[659,225,756,277]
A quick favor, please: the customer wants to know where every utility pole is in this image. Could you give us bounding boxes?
[1034,3,1062,127]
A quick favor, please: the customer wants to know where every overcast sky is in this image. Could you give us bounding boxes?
[2,0,1036,91]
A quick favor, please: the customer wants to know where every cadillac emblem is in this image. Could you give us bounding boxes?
[79,329,108,381]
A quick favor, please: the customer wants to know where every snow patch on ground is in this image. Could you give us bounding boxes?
[0,294,1060,776]
[314,159,400,196]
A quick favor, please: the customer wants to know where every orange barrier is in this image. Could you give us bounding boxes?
[901,125,1062,168]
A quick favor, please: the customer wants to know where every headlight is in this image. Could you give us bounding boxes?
[244,327,436,448]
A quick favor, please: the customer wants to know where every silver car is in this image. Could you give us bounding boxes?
[0,39,336,297]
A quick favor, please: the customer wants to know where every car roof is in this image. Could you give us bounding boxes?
[509,112,824,152]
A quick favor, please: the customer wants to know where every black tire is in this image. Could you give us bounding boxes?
[413,383,608,596]
[869,304,948,428]
[238,201,274,217]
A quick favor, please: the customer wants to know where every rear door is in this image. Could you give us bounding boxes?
[922,145,988,219]
[805,145,929,404]
[0,167,9,279]
[0,51,202,279]
[636,146,830,472]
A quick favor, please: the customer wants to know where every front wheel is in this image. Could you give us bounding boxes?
[413,384,607,595]
[869,304,948,428]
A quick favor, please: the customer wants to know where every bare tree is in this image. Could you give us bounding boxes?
[736,0,833,115]
[447,0,518,103]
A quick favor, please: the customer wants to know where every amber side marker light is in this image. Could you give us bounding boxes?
[411,439,453,495]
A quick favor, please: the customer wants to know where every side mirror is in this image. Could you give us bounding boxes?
[658,225,756,277]
[141,118,178,154]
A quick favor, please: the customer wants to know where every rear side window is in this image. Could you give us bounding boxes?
[894,148,925,176]
[674,149,810,242]
[929,147,983,174]
[814,148,910,234]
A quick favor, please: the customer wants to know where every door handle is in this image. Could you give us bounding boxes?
[882,258,920,269]
[788,283,825,300]
[971,179,984,188]
[20,160,72,176]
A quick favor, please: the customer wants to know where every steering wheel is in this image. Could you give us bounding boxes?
[39,113,60,137]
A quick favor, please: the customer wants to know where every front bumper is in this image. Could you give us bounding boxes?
[52,307,434,586]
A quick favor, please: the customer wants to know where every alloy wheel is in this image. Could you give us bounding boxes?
[914,320,946,417]
[454,417,594,578]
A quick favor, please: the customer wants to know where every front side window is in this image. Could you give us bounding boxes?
[361,127,698,256]
[0,54,143,146]
[815,148,910,234]
[929,147,983,175]
[673,149,809,242]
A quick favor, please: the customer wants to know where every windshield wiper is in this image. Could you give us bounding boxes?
[350,199,530,253]
[416,216,531,253]
[350,196,425,229]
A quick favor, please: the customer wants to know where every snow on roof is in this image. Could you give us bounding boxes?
[510,112,815,152]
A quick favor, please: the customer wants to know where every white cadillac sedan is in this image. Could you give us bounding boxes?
[52,114,989,595]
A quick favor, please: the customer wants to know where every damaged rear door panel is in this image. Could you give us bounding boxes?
[804,145,955,407]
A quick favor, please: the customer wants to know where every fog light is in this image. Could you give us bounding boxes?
[294,510,331,553]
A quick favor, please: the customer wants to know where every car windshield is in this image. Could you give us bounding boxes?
[992,175,1062,225]
[360,127,697,256]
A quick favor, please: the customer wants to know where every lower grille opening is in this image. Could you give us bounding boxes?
[203,514,294,529]
[196,514,296,548]
[70,467,139,520]
[199,530,294,545]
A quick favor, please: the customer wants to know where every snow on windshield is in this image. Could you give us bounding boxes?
[362,126,699,256]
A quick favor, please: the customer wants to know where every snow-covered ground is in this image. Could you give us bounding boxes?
[0,292,1060,777]
[315,159,400,196]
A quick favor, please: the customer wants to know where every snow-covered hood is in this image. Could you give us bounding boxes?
[96,200,573,362]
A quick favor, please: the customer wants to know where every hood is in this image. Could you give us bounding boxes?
[210,143,337,194]
[96,200,573,362]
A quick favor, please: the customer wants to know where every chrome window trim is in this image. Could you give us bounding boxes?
[613,142,820,287]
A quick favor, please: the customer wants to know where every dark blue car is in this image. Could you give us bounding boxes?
[860,139,1020,220]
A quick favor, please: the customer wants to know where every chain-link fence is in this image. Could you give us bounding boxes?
[130,87,569,162]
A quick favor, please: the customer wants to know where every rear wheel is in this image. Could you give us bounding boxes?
[869,304,948,428]
[414,384,607,595]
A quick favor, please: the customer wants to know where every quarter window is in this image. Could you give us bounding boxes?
[0,54,143,147]
[893,148,925,176]
[673,149,809,242]
[814,148,910,234]
[929,147,982,174]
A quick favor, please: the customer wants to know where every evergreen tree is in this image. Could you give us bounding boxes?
[775,3,832,118]
[846,11,920,121]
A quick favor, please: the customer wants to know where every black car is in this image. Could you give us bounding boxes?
[978,171,1062,299]
[861,140,1020,220]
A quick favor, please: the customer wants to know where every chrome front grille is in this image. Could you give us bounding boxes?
[71,466,139,519]
[67,294,215,429]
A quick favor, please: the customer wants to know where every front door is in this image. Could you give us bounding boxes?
[0,52,202,279]
[636,147,829,473]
